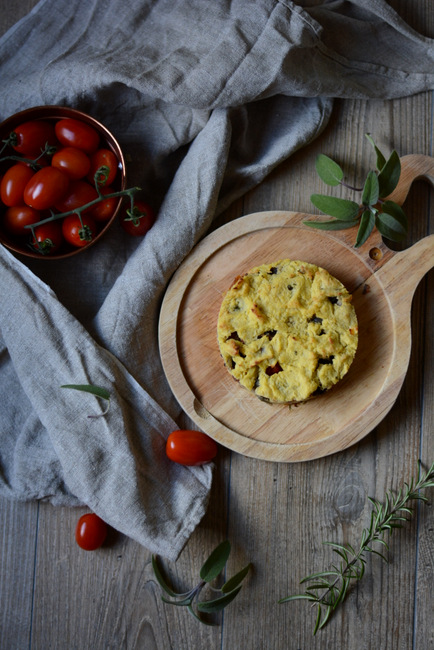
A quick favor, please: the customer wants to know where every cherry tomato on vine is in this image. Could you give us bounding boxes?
[62,213,97,247]
[166,430,218,466]
[91,186,118,222]
[75,513,108,551]
[120,200,155,237]
[32,221,63,254]
[11,119,58,158]
[0,163,35,207]
[3,205,41,236]
[87,148,118,186]
[23,166,70,210]
[55,118,100,154]
[55,179,98,215]
[51,146,91,180]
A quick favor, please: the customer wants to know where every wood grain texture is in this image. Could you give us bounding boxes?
[0,1,433,649]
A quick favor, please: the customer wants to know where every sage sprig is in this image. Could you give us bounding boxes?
[61,383,111,417]
[279,460,434,635]
[305,134,408,247]
[152,540,251,625]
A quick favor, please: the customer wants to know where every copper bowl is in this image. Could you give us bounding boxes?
[0,105,126,260]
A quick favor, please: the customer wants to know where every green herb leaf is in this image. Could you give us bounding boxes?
[315,154,344,186]
[362,170,379,206]
[310,194,360,220]
[279,460,434,635]
[152,541,251,625]
[151,555,180,598]
[355,209,375,248]
[365,133,386,170]
[200,540,231,582]
[61,384,110,401]
[377,150,401,197]
[375,211,407,241]
[303,218,358,231]
[221,563,252,593]
[197,586,242,613]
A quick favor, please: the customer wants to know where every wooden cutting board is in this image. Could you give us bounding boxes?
[159,154,434,462]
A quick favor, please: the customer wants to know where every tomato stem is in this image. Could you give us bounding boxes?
[23,187,141,230]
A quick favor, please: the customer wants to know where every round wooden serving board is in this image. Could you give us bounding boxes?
[159,155,434,462]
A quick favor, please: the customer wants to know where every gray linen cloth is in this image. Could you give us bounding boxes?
[0,0,433,560]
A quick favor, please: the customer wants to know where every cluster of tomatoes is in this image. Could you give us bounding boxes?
[0,116,155,254]
[76,429,218,550]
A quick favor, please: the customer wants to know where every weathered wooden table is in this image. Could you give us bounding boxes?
[1,2,432,648]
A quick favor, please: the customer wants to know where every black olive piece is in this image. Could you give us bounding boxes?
[309,315,323,324]
[328,296,340,305]
[259,329,277,340]
[227,331,243,342]
[317,356,335,365]
[268,267,278,274]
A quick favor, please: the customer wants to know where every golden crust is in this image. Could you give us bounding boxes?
[217,259,358,404]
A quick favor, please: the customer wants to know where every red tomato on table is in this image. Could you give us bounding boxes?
[3,205,41,236]
[55,180,98,215]
[120,200,155,237]
[75,513,108,551]
[87,148,118,186]
[0,163,35,207]
[23,167,70,210]
[91,186,118,222]
[55,118,100,154]
[32,221,63,254]
[166,430,218,466]
[11,119,58,158]
[62,213,97,247]
[51,146,91,180]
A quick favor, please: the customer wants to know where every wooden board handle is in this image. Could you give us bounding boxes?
[386,154,434,205]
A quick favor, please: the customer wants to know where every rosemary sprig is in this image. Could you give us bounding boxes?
[279,460,434,635]
[152,540,251,625]
[304,134,408,247]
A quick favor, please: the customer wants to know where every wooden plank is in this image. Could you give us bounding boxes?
[0,500,38,649]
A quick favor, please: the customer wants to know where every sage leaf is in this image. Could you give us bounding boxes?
[375,212,407,241]
[197,586,242,613]
[365,133,386,170]
[362,170,379,206]
[315,154,344,186]
[61,384,110,401]
[221,563,252,593]
[355,210,375,248]
[381,200,408,230]
[151,555,181,598]
[310,194,360,220]
[200,540,231,582]
[377,150,401,197]
[304,218,358,231]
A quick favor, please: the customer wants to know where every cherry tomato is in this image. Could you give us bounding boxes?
[166,429,218,466]
[55,118,100,154]
[51,146,91,180]
[23,167,70,210]
[11,120,58,158]
[87,148,118,186]
[32,221,63,254]
[55,179,98,215]
[3,205,41,236]
[0,163,35,207]
[121,200,155,237]
[91,186,118,222]
[75,513,108,551]
[62,213,97,247]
